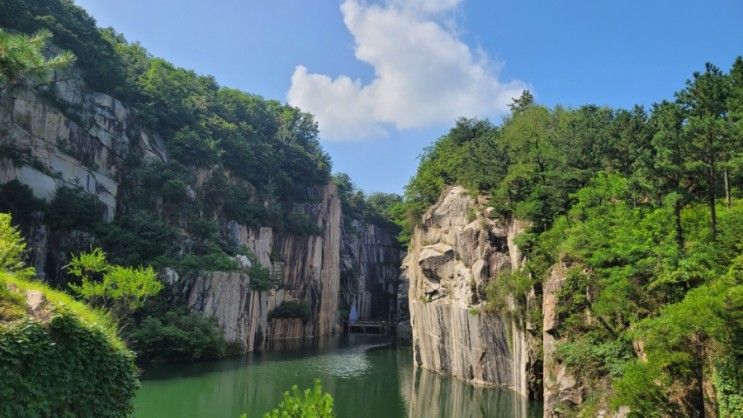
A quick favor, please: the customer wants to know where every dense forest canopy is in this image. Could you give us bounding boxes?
[0,0,331,211]
[0,0,350,274]
[399,58,743,240]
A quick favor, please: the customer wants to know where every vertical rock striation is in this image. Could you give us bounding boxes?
[340,218,405,324]
[0,60,348,353]
[542,263,584,416]
[182,183,342,351]
[407,186,537,398]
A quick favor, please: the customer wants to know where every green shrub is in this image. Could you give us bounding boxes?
[67,248,163,321]
[242,379,334,418]
[248,263,279,291]
[126,309,227,363]
[97,212,178,266]
[46,186,103,231]
[269,301,311,321]
[0,181,46,225]
[611,361,670,417]
[484,270,532,315]
[176,249,239,273]
[189,217,219,240]
[282,211,322,236]
[161,178,189,204]
[714,354,743,418]
[0,313,138,417]
[0,213,34,278]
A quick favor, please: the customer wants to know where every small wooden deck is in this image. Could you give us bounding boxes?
[346,320,394,335]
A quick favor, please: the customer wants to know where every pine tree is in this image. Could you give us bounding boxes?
[677,63,732,238]
[0,29,73,85]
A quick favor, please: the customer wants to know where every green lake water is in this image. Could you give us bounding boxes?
[135,335,543,418]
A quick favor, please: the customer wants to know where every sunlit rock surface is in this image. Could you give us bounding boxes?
[407,186,538,397]
[183,183,342,351]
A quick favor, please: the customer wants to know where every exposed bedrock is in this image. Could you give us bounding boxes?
[407,186,540,398]
[0,61,350,352]
[340,218,405,324]
[180,183,342,351]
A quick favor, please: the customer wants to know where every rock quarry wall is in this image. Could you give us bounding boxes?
[340,218,405,324]
[179,183,342,351]
[406,186,539,398]
[0,66,399,352]
[0,66,166,281]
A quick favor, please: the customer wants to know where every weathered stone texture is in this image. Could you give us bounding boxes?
[407,186,535,397]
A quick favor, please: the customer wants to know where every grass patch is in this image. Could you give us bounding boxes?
[0,271,122,349]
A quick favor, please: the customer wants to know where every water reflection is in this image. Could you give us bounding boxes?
[396,349,541,418]
[135,336,540,418]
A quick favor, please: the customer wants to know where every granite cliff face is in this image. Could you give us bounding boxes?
[406,186,539,398]
[542,263,585,416]
[0,67,166,280]
[0,64,351,351]
[179,183,342,351]
[340,217,405,324]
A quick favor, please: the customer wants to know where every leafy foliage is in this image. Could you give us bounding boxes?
[269,301,311,321]
[0,0,130,94]
[248,262,280,291]
[126,309,227,363]
[0,313,138,418]
[46,186,104,231]
[333,173,403,237]
[0,181,46,225]
[67,248,163,319]
[0,213,33,278]
[0,213,137,417]
[97,212,178,266]
[245,379,334,418]
[0,28,73,84]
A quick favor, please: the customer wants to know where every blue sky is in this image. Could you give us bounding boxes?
[74,0,742,194]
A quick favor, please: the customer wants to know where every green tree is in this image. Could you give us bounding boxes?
[727,57,743,201]
[677,63,732,238]
[497,106,567,230]
[67,248,163,319]
[644,100,691,253]
[0,29,73,85]
[0,213,33,278]
[508,89,534,114]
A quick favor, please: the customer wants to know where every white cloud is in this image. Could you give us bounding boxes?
[287,0,528,140]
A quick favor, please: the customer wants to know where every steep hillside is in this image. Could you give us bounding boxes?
[0,0,404,356]
[0,214,138,416]
[396,60,743,416]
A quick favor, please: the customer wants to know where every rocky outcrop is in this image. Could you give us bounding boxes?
[407,186,538,397]
[396,257,412,342]
[180,183,342,351]
[1,58,348,352]
[542,263,584,416]
[340,218,405,324]
[1,64,166,283]
[0,69,165,222]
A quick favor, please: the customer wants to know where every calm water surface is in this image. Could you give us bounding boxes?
[135,335,542,418]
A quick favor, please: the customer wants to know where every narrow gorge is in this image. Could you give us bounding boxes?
[1,2,741,417]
